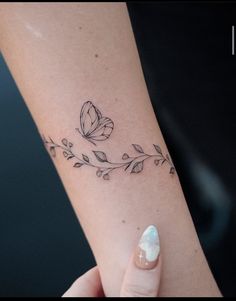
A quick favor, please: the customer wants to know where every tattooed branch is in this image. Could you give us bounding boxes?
[43,137,175,180]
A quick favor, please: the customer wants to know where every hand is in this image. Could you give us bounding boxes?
[62,225,161,297]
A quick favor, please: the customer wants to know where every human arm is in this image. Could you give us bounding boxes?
[0,3,221,296]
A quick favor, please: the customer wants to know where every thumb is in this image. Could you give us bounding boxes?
[62,267,104,297]
[120,225,161,297]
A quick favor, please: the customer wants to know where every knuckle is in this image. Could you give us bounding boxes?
[122,282,157,297]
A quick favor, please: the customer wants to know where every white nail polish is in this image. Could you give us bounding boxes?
[135,225,160,269]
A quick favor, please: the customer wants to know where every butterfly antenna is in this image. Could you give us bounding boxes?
[75,128,82,135]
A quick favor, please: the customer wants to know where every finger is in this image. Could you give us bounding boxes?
[62,266,104,297]
[120,225,161,297]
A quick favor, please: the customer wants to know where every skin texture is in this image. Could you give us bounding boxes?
[0,3,221,297]
[63,225,162,297]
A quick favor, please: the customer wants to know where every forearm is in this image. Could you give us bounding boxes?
[0,3,221,296]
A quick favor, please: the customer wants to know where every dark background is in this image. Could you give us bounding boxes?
[0,2,235,297]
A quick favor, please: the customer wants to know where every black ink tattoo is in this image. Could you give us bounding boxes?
[42,101,175,180]
[42,137,175,180]
[76,101,114,146]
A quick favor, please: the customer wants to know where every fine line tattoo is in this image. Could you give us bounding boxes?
[43,136,175,180]
[76,101,114,146]
[43,100,175,180]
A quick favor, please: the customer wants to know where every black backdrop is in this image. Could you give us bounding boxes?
[0,2,235,297]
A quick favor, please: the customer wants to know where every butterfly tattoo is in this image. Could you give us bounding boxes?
[76,101,114,146]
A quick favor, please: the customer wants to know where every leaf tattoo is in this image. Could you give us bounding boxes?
[74,162,83,168]
[82,154,90,163]
[49,146,56,158]
[43,101,175,181]
[76,101,114,146]
[131,161,144,174]
[153,144,162,154]
[93,151,108,162]
[43,137,175,180]
[122,153,129,160]
[132,144,144,153]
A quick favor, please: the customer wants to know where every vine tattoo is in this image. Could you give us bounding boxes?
[43,101,175,180]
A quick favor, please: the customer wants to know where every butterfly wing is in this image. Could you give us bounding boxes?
[87,117,114,141]
[79,101,114,144]
[80,101,102,136]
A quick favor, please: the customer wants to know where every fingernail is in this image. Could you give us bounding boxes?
[134,225,160,270]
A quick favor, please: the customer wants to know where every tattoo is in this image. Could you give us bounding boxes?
[42,101,175,180]
[76,101,114,146]
[42,139,175,180]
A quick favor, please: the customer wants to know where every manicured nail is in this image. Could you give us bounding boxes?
[134,225,160,270]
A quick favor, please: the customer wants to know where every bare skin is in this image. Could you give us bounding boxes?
[63,225,162,297]
[0,3,221,296]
